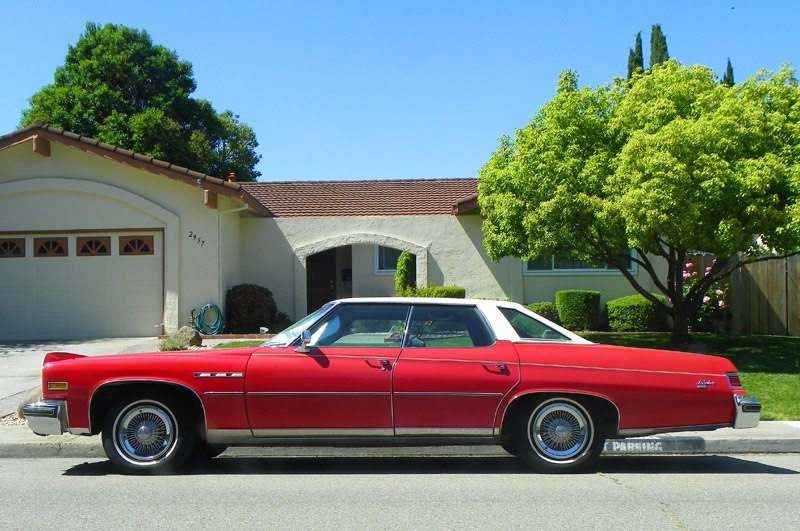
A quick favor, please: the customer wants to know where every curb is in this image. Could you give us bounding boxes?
[2,423,799,459]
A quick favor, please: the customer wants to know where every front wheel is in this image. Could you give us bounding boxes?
[102,393,195,474]
[513,397,604,473]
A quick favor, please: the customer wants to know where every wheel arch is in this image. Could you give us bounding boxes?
[499,391,620,443]
[89,380,206,438]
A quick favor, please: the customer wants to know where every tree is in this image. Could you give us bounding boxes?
[478,60,800,343]
[722,58,735,86]
[649,24,669,68]
[20,22,261,181]
[627,32,644,80]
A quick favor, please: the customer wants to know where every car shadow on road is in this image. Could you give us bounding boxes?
[62,454,798,476]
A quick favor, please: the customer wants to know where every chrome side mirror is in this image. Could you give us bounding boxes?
[295,329,313,353]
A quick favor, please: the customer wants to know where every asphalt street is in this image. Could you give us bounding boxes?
[2,454,799,529]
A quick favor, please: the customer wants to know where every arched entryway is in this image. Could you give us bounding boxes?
[297,234,428,316]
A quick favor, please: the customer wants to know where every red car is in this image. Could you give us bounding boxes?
[24,298,761,474]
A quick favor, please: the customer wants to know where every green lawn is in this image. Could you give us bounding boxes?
[583,333,800,421]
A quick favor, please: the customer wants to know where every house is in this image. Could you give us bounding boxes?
[0,124,660,340]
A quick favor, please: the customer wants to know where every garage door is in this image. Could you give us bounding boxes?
[0,232,163,340]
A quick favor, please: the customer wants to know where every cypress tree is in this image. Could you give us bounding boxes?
[627,32,644,79]
[722,58,735,86]
[649,24,669,68]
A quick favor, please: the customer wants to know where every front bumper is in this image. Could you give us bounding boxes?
[733,394,761,429]
[22,400,68,436]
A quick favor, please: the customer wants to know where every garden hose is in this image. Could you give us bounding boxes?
[196,303,224,335]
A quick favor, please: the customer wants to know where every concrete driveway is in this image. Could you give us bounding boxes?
[0,337,160,417]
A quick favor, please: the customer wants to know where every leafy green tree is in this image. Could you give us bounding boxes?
[722,58,735,86]
[20,22,261,181]
[649,24,669,68]
[627,32,644,80]
[478,60,800,343]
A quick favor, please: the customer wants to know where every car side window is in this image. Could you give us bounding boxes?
[307,303,410,347]
[404,305,495,348]
[498,307,569,341]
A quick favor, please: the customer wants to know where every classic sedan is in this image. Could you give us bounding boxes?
[24,297,761,474]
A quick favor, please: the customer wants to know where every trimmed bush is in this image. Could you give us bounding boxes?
[225,284,278,333]
[606,294,668,332]
[525,302,559,323]
[415,286,466,298]
[159,337,189,351]
[555,290,601,330]
[394,251,416,296]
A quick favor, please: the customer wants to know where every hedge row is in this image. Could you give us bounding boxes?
[527,291,668,332]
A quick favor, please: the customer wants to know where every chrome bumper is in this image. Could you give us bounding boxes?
[22,400,68,436]
[733,394,761,429]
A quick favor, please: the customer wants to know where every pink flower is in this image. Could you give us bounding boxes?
[705,266,712,274]
[715,289,724,297]
[683,272,692,280]
[685,262,694,270]
[718,300,726,308]
[703,296,711,304]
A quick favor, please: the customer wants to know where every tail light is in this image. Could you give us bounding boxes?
[727,372,743,390]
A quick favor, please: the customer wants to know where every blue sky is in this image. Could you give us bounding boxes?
[2,1,798,181]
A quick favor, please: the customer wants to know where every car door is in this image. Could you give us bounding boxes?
[245,303,409,437]
[391,304,520,436]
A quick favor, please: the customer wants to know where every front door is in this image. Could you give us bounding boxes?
[245,302,410,436]
[306,249,337,313]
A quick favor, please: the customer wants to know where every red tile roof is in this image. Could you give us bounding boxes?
[2,124,480,218]
[241,179,478,217]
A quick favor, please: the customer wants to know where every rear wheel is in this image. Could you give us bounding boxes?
[102,393,195,474]
[514,397,604,473]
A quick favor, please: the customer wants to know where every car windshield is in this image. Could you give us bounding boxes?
[262,302,336,347]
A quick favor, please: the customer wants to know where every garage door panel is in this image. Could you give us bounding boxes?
[0,232,162,340]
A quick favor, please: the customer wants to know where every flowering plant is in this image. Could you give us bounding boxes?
[683,261,727,331]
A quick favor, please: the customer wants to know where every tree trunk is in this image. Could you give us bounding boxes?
[670,309,692,344]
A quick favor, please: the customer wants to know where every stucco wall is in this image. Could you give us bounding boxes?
[240,212,523,319]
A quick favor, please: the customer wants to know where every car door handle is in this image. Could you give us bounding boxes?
[365,359,392,371]
[483,363,508,374]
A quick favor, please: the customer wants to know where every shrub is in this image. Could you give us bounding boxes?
[414,286,466,298]
[225,284,278,333]
[555,290,601,330]
[159,337,188,351]
[394,251,416,296]
[525,302,559,323]
[606,294,668,332]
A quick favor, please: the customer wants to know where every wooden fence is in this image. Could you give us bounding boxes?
[728,255,800,336]
[687,254,800,336]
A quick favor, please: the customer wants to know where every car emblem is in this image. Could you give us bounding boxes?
[697,380,716,389]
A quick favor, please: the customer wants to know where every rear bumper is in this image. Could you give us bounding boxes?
[733,394,761,429]
[22,400,68,436]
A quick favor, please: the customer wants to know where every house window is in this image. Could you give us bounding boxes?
[77,237,111,256]
[525,252,636,275]
[375,246,402,274]
[34,237,68,257]
[120,236,154,256]
[0,238,25,258]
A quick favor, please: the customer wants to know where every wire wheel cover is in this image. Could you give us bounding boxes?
[529,402,591,461]
[116,404,176,462]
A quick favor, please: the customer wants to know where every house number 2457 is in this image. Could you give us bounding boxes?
[188,231,206,246]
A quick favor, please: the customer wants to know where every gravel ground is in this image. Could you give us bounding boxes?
[0,413,26,426]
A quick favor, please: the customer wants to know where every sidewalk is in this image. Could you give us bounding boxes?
[2,421,799,459]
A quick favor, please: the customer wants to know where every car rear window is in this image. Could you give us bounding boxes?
[498,307,569,341]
